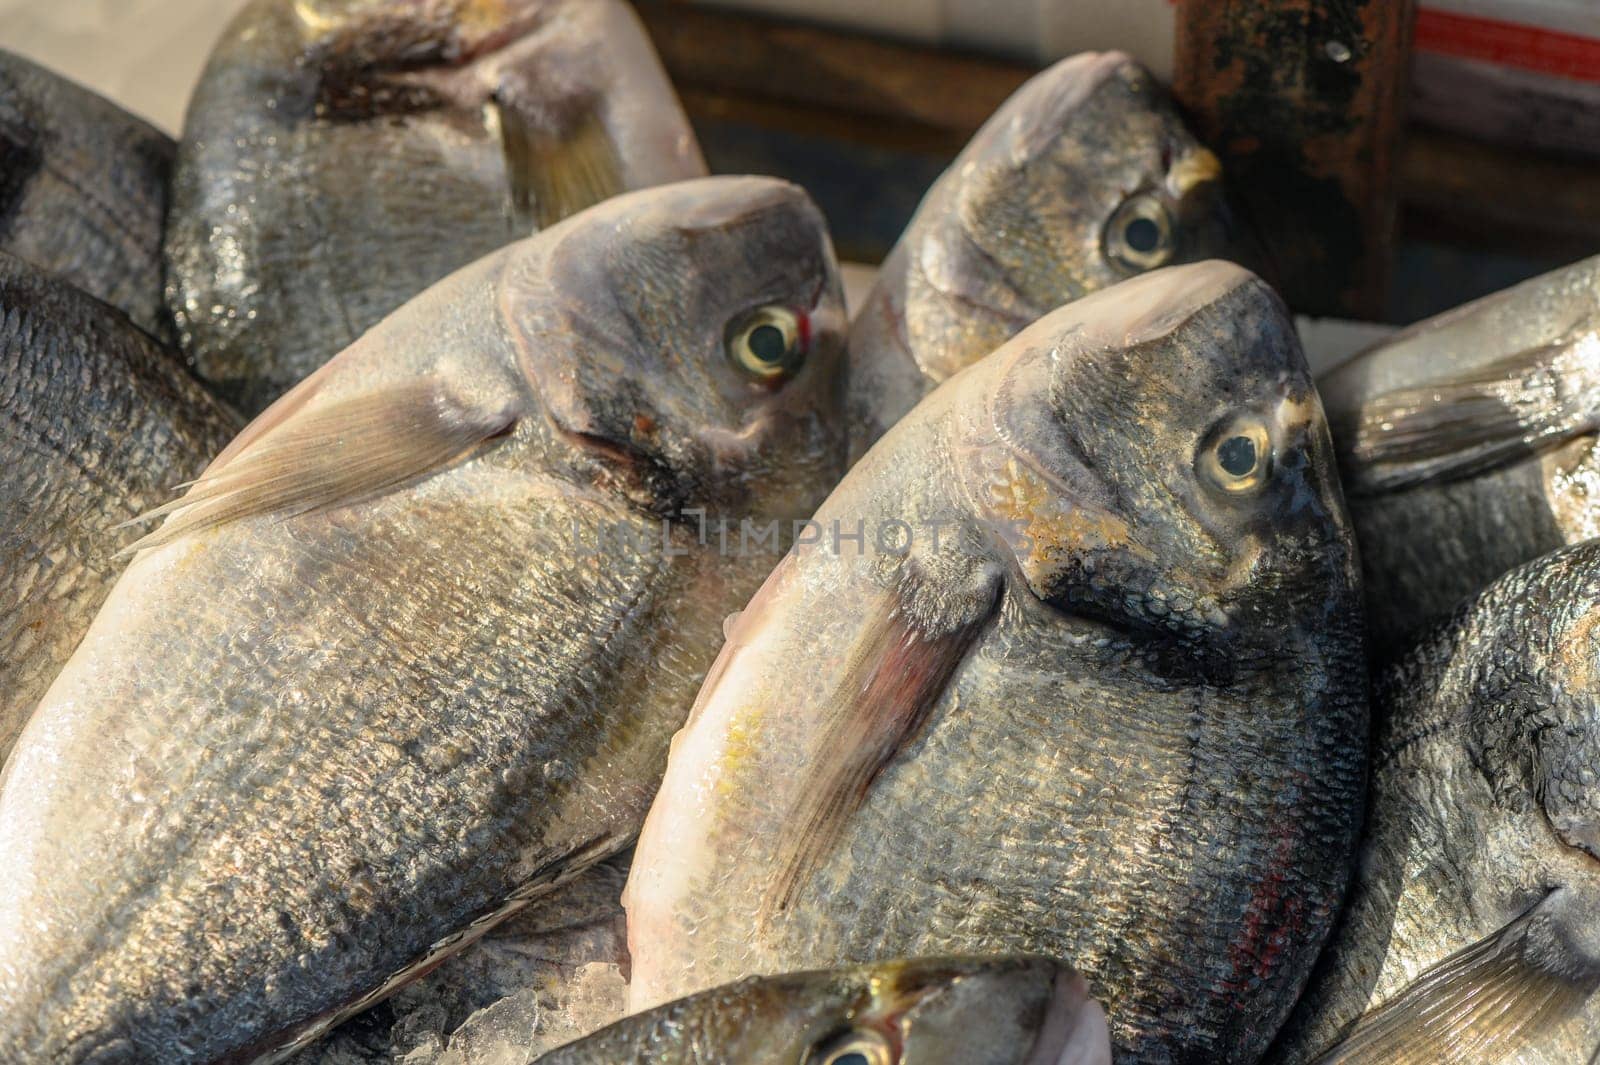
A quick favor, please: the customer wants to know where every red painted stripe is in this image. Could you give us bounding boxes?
[1416,7,1600,84]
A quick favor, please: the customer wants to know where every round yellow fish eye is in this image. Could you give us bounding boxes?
[726,304,806,383]
[1104,192,1176,273]
[1199,414,1273,495]
[806,1028,895,1065]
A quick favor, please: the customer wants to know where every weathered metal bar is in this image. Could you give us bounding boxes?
[632,1,1032,152]
[1173,0,1416,319]
[1400,127,1600,260]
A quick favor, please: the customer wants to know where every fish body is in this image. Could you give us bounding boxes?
[0,50,175,340]
[0,253,238,764]
[1320,254,1600,646]
[846,51,1233,461]
[626,261,1368,1062]
[166,0,707,414]
[1270,541,1600,1065]
[538,956,1109,1065]
[0,177,846,1064]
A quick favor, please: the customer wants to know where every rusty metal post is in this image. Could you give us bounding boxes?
[1174,0,1415,319]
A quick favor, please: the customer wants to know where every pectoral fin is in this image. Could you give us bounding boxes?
[762,559,1001,920]
[118,379,519,555]
[495,100,624,231]
[1314,908,1594,1064]
[1337,342,1600,494]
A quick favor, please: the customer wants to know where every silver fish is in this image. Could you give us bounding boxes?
[0,176,846,1065]
[0,50,175,340]
[165,0,707,414]
[846,51,1233,462]
[1270,540,1600,1065]
[1319,254,1600,646]
[625,261,1368,1062]
[0,253,238,764]
[540,956,1109,1065]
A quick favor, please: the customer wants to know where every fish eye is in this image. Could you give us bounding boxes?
[805,1028,895,1065]
[1104,192,1176,273]
[1198,414,1273,495]
[726,304,806,383]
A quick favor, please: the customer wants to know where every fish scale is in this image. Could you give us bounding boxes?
[0,50,175,341]
[0,255,239,767]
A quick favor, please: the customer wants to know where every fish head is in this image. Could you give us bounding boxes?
[913,53,1234,364]
[962,259,1358,675]
[505,175,848,522]
[272,0,704,227]
[721,957,1107,1065]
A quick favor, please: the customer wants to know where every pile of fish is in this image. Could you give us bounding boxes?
[0,2,1597,1063]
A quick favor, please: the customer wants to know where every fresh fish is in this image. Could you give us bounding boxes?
[539,956,1109,1065]
[166,0,707,414]
[1319,254,1600,646]
[626,261,1368,1062]
[0,176,847,1065]
[1269,541,1600,1065]
[0,50,175,340]
[846,51,1234,462]
[297,853,631,1064]
[0,253,238,764]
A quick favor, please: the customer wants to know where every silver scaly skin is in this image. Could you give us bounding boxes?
[0,51,176,341]
[845,51,1236,463]
[1271,541,1600,1065]
[1320,254,1600,647]
[165,0,707,414]
[0,253,238,765]
[627,261,1368,1063]
[0,176,846,1065]
[538,956,1109,1065]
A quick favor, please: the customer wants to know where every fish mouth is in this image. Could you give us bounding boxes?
[1023,969,1110,1065]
